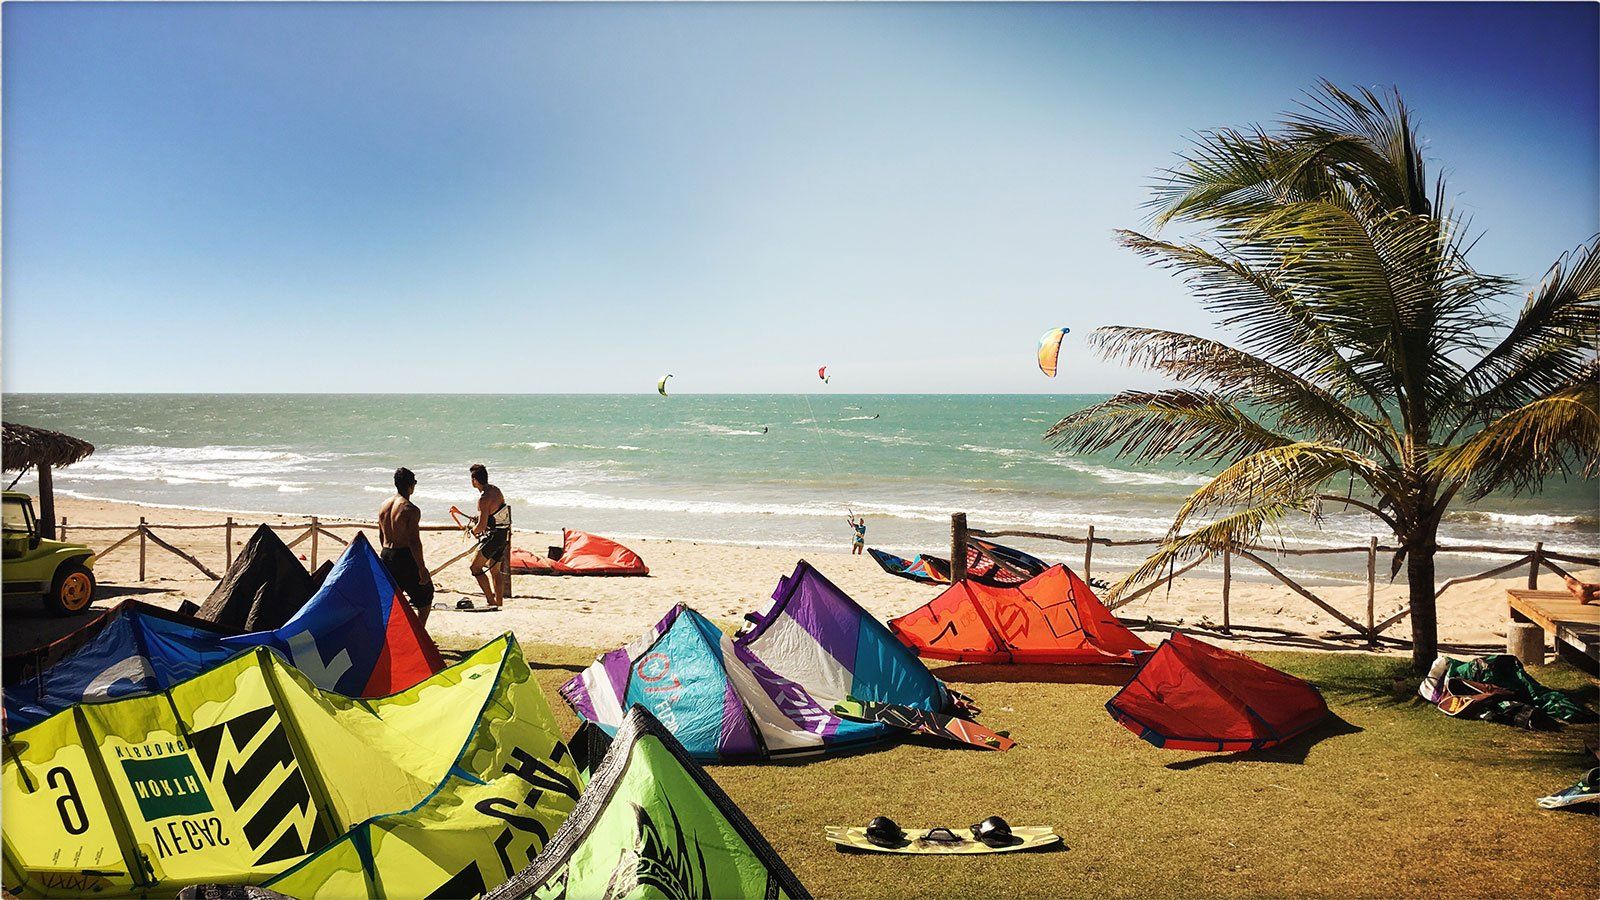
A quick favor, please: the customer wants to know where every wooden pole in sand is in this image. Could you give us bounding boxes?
[36,463,55,540]
[1528,541,1543,589]
[138,517,147,582]
[1366,536,1377,647]
[309,516,319,570]
[496,535,512,602]
[1083,524,1094,582]
[1221,543,1231,633]
[950,513,968,583]
[59,517,67,542]
[225,517,234,568]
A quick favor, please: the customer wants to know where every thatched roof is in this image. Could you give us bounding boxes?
[3,422,95,471]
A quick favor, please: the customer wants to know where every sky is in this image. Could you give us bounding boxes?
[3,2,1596,394]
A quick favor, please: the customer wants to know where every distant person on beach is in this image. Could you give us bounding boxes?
[848,515,866,555]
[378,467,433,624]
[468,463,510,609]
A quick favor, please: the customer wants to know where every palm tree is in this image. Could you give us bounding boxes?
[1046,83,1598,672]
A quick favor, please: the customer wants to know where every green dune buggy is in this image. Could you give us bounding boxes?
[3,490,96,614]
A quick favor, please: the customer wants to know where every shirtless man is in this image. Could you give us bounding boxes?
[378,467,433,624]
[468,463,510,609]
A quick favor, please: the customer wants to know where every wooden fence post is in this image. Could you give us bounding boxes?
[1528,541,1543,589]
[59,517,67,542]
[1366,536,1378,647]
[1221,543,1231,633]
[950,513,968,583]
[309,516,319,569]
[497,541,512,603]
[138,517,147,582]
[1083,524,1095,582]
[225,517,234,568]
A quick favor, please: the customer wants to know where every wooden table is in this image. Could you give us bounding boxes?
[1506,589,1600,674]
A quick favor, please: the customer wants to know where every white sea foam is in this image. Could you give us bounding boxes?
[1461,511,1593,528]
[1042,457,1213,487]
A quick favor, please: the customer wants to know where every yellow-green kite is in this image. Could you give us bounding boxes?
[2,634,579,899]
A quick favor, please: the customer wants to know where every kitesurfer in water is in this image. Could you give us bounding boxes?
[848,515,867,556]
[468,463,510,609]
[378,467,433,624]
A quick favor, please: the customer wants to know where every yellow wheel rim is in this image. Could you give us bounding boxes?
[61,572,92,611]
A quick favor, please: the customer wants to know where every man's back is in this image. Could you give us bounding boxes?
[378,495,417,547]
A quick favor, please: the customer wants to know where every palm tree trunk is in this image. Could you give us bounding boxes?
[1407,528,1439,672]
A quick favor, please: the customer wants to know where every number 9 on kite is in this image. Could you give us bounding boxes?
[1037,328,1070,377]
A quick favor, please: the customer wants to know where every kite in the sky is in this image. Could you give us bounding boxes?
[818,366,830,384]
[1037,328,1070,377]
[657,374,673,396]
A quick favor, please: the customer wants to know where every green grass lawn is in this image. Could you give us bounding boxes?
[475,640,1599,899]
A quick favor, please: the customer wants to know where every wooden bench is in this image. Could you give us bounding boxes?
[1506,589,1600,675]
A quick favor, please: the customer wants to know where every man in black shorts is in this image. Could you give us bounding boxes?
[467,463,510,609]
[379,467,434,624]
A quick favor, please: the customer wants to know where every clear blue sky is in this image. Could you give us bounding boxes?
[4,2,1596,393]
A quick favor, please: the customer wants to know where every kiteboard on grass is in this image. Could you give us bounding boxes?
[830,697,1015,751]
[825,825,1058,855]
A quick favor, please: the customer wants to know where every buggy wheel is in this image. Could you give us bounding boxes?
[45,561,95,615]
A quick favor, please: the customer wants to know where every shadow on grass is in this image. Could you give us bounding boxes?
[934,662,1133,686]
[1163,712,1364,770]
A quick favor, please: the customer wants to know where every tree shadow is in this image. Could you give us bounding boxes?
[1163,712,1364,770]
[934,662,1134,686]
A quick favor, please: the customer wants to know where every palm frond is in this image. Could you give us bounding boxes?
[1045,390,1290,465]
[1449,238,1600,429]
[1431,366,1600,499]
[1115,230,1392,414]
[1090,326,1395,459]
[1108,504,1302,600]
[1167,441,1391,533]
[1283,81,1431,215]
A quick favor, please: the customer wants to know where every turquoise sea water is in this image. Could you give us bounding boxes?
[6,394,1595,581]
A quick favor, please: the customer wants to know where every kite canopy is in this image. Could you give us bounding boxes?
[1105,632,1329,752]
[867,548,952,585]
[889,564,1150,664]
[195,525,326,631]
[1037,327,1069,377]
[2,532,442,732]
[486,706,809,900]
[3,635,579,899]
[657,374,672,396]
[737,560,946,713]
[562,604,893,761]
[869,538,1049,587]
[509,529,648,576]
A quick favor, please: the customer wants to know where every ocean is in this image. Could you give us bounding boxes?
[6,393,1596,584]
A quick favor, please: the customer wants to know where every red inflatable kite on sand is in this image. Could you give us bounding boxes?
[1105,632,1328,752]
[510,529,649,576]
[888,565,1150,663]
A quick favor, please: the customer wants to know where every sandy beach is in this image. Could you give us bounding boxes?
[8,495,1590,660]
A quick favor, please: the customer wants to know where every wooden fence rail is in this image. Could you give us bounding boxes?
[965,516,1598,646]
[57,515,507,592]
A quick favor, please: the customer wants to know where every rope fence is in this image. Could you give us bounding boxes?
[57,515,510,594]
[961,517,1598,647]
